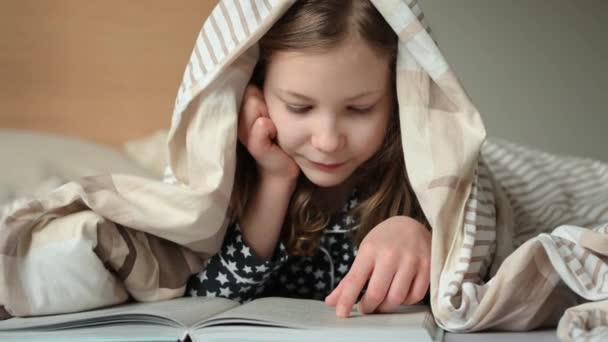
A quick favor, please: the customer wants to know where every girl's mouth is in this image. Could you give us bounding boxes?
[309,160,346,171]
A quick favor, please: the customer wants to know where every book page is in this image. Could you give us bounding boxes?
[0,297,238,331]
[0,325,184,342]
[194,325,443,342]
[200,297,433,330]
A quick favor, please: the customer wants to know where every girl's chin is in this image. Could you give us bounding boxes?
[300,169,350,188]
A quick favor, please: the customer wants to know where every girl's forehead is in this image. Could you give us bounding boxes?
[271,37,388,65]
[265,39,391,94]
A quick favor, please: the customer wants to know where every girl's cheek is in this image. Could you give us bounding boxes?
[272,117,293,146]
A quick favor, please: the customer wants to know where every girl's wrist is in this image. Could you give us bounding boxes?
[258,171,298,192]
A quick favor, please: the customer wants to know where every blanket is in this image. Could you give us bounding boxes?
[1,1,606,341]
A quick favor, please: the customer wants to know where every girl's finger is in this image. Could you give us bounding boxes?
[263,116,277,140]
[402,262,430,305]
[376,267,415,313]
[335,252,374,318]
[357,257,395,314]
[325,284,343,307]
[248,117,274,158]
[237,86,265,144]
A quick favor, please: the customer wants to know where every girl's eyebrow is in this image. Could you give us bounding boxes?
[276,88,381,102]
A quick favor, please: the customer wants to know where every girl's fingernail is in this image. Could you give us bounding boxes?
[337,305,349,318]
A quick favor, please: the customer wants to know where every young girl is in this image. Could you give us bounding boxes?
[186,0,431,318]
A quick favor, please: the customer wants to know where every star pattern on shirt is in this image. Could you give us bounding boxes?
[227,261,238,273]
[314,269,324,279]
[219,287,233,297]
[345,216,354,225]
[241,245,252,258]
[226,244,236,257]
[256,264,268,272]
[185,187,362,304]
[217,272,228,285]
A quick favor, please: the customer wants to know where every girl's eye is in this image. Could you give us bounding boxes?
[348,106,374,114]
[286,104,312,114]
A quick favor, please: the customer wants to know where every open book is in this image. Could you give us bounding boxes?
[0,297,443,342]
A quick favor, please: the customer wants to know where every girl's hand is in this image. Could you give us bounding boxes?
[325,216,431,318]
[238,85,300,182]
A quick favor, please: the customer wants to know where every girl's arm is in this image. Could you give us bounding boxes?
[239,174,296,260]
[236,84,300,260]
[187,223,289,302]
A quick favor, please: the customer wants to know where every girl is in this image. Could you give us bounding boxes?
[186,0,431,318]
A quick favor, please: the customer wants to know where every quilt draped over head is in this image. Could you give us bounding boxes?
[1,1,607,340]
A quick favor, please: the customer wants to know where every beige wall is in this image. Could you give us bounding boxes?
[0,0,217,147]
[421,0,607,161]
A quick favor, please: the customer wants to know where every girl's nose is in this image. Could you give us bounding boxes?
[311,120,343,153]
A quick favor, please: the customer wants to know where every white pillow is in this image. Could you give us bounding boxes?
[0,129,153,206]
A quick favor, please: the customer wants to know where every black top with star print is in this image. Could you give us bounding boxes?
[185,188,361,303]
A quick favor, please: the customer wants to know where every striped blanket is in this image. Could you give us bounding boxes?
[466,139,608,340]
[1,1,606,341]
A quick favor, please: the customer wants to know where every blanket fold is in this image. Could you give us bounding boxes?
[1,1,606,340]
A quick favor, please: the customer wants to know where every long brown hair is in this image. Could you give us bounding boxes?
[229,0,428,256]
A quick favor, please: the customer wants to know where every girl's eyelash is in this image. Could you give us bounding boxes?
[286,105,312,114]
[285,104,374,114]
[349,106,373,114]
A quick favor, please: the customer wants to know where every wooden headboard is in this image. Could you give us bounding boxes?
[0,0,217,147]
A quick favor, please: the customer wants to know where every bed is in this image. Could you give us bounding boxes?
[0,1,566,341]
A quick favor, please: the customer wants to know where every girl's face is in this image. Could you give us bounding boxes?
[263,38,393,188]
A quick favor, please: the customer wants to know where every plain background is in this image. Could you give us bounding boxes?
[0,0,213,146]
[422,0,607,161]
[0,0,606,162]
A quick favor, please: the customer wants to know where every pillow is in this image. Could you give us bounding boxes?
[0,129,153,206]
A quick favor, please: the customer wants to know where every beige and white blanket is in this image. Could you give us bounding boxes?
[1,1,606,341]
